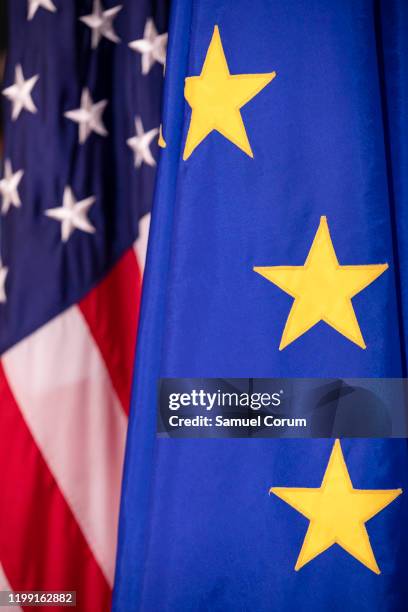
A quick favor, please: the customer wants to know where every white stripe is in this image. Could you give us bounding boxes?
[134,212,151,271]
[2,306,127,586]
[0,563,23,612]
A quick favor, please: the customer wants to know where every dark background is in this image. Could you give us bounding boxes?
[0,0,7,52]
[0,0,7,144]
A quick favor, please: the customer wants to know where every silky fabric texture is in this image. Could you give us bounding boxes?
[0,0,168,352]
[114,1,408,610]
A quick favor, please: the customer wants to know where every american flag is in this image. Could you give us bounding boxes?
[0,1,168,609]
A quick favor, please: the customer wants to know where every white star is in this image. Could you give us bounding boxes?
[2,64,39,121]
[129,18,167,75]
[0,160,24,215]
[64,88,108,144]
[45,186,96,242]
[27,0,57,21]
[80,0,122,49]
[0,262,8,304]
[127,117,159,168]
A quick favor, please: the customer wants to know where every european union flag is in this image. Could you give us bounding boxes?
[113,1,408,610]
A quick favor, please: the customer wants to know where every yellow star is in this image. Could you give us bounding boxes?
[271,440,402,574]
[158,124,166,148]
[254,216,388,350]
[183,26,276,160]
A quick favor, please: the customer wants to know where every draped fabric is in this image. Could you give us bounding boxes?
[0,2,168,609]
[114,2,408,610]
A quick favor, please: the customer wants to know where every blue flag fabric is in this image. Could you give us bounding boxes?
[0,0,168,353]
[114,1,408,610]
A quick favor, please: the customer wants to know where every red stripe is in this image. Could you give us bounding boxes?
[79,249,141,414]
[0,363,111,612]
